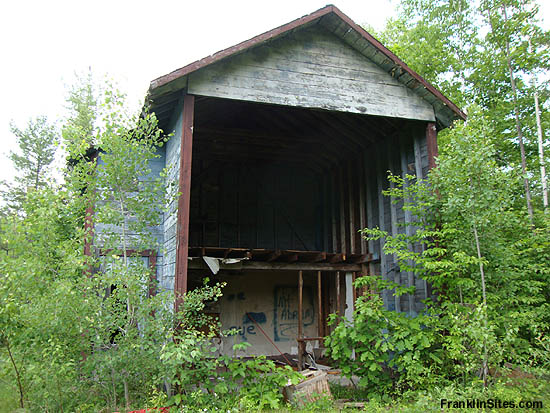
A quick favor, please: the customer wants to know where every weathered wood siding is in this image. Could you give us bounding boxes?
[93,147,166,282]
[190,161,321,251]
[365,123,430,314]
[188,26,435,122]
[157,98,184,291]
[316,121,431,314]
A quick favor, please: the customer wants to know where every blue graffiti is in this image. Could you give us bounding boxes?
[230,312,266,341]
[273,286,314,342]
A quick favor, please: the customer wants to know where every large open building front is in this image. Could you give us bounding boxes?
[141,5,464,359]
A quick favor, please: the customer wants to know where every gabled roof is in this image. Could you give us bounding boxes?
[148,4,466,127]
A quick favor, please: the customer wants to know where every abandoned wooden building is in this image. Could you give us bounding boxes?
[131,5,465,357]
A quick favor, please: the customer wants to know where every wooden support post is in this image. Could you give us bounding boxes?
[339,166,347,255]
[331,171,338,252]
[298,270,304,370]
[376,145,388,306]
[317,271,323,337]
[298,270,303,338]
[174,94,195,314]
[400,136,415,314]
[323,173,331,253]
[358,155,367,255]
[336,271,341,316]
[348,161,356,254]
[426,122,438,170]
[414,134,429,301]
[388,138,401,313]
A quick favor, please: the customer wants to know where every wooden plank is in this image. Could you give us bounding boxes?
[388,137,401,313]
[414,133,429,301]
[267,249,282,262]
[322,274,330,335]
[364,149,376,287]
[426,122,438,170]
[317,271,323,337]
[375,143,388,307]
[336,271,341,316]
[298,270,304,339]
[175,94,195,313]
[327,253,345,263]
[298,251,327,262]
[339,166,347,254]
[348,161,357,254]
[281,252,299,263]
[323,174,330,253]
[346,253,372,264]
[331,170,338,252]
[358,155,367,254]
[298,270,304,371]
[188,25,436,122]
[400,135,415,314]
[188,259,363,272]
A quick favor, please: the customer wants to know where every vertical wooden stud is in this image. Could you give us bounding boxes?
[358,155,367,255]
[317,271,323,337]
[414,134,429,301]
[376,144,388,306]
[331,171,338,252]
[339,166,347,255]
[298,270,304,371]
[298,270,303,339]
[175,94,195,314]
[348,161,356,254]
[336,271,341,316]
[400,135,415,314]
[388,137,401,313]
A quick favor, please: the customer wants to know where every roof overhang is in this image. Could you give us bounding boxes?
[147,5,466,128]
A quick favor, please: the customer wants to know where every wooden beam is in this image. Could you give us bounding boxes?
[317,271,323,337]
[188,259,362,272]
[414,133,429,301]
[388,137,401,313]
[298,270,304,370]
[348,161,356,254]
[266,249,282,262]
[298,270,303,339]
[358,155,367,254]
[400,135,415,314]
[331,170,338,253]
[339,166,347,255]
[336,271,341,316]
[426,122,438,170]
[175,94,195,313]
[376,143,389,306]
[327,253,345,263]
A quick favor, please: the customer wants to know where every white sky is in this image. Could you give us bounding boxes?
[0,0,548,183]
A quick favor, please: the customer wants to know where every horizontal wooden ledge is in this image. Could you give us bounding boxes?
[188,259,363,272]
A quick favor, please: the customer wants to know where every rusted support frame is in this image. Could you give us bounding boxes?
[174,94,195,314]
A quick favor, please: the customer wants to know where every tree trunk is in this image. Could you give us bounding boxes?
[5,337,25,408]
[473,224,488,387]
[532,75,548,211]
[503,5,534,224]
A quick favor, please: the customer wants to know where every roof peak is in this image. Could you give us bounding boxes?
[148,5,465,125]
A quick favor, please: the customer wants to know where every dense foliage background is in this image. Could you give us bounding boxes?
[1,0,549,411]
